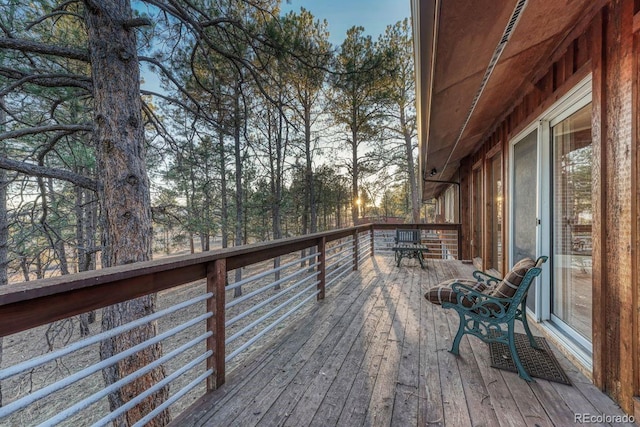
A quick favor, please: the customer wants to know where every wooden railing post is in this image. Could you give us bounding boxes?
[353,229,359,271]
[370,225,375,257]
[207,259,226,391]
[317,237,326,300]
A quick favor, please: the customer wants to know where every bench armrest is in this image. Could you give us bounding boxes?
[443,282,511,319]
[472,270,501,287]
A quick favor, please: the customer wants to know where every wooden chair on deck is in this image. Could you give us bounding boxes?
[425,256,548,381]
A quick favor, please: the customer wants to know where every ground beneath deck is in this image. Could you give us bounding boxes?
[172,255,632,427]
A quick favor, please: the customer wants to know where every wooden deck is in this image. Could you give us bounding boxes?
[172,255,633,427]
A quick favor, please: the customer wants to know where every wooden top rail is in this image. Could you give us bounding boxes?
[373,223,461,232]
[0,224,373,337]
[0,223,459,337]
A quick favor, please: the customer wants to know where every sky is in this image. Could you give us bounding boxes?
[280,0,411,45]
[141,0,411,95]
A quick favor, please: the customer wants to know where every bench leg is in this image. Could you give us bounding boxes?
[520,301,541,350]
[395,251,401,267]
[417,251,426,269]
[508,325,534,382]
[449,313,465,355]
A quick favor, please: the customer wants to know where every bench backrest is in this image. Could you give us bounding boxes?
[395,229,421,244]
[486,256,548,318]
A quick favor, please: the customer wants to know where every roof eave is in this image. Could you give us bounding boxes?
[411,0,440,201]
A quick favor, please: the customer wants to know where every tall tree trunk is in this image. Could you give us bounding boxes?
[35,253,43,280]
[43,177,70,275]
[274,107,283,241]
[19,255,29,282]
[185,188,195,253]
[188,158,199,250]
[336,189,342,228]
[272,106,286,283]
[75,176,96,336]
[86,186,98,271]
[75,180,86,273]
[243,177,248,245]
[0,95,7,407]
[304,101,317,234]
[400,107,420,223]
[164,226,170,254]
[233,85,243,297]
[351,127,359,225]
[203,148,211,251]
[219,132,229,249]
[84,1,169,425]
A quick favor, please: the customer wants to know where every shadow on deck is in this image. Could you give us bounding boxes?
[172,255,631,427]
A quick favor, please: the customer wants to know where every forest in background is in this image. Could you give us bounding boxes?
[0,0,422,285]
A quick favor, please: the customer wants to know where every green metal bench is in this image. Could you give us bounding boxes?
[442,256,548,382]
[392,229,429,269]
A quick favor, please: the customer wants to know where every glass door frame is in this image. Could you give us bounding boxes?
[508,74,592,354]
[509,122,543,321]
[507,74,593,357]
[546,84,593,353]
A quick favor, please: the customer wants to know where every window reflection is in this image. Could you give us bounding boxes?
[552,104,592,343]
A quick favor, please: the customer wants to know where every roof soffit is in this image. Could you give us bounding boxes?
[421,0,597,198]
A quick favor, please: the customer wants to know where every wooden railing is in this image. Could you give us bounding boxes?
[0,223,459,425]
[372,223,462,259]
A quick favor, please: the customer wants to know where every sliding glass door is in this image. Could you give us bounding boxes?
[508,76,592,359]
[511,129,538,312]
[551,103,593,346]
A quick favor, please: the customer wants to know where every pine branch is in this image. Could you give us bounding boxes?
[0,157,97,191]
[0,68,92,95]
[0,37,89,62]
[0,124,92,142]
[122,18,153,30]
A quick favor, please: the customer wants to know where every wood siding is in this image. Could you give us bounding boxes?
[633,0,640,415]
[451,0,639,415]
[459,157,472,261]
[595,0,635,412]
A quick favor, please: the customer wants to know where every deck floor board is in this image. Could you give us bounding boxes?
[171,255,633,427]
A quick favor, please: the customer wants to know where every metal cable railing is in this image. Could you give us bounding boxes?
[0,224,457,425]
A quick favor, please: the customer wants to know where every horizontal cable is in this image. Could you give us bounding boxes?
[325,248,352,263]
[326,264,355,288]
[226,288,320,362]
[357,252,371,265]
[359,243,372,253]
[131,369,212,427]
[325,264,353,280]
[326,250,353,264]
[0,293,211,381]
[226,261,320,309]
[226,281,319,345]
[226,270,320,327]
[226,251,319,291]
[99,357,212,427]
[40,332,211,427]
[326,239,353,252]
[325,251,353,268]
[0,312,211,418]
